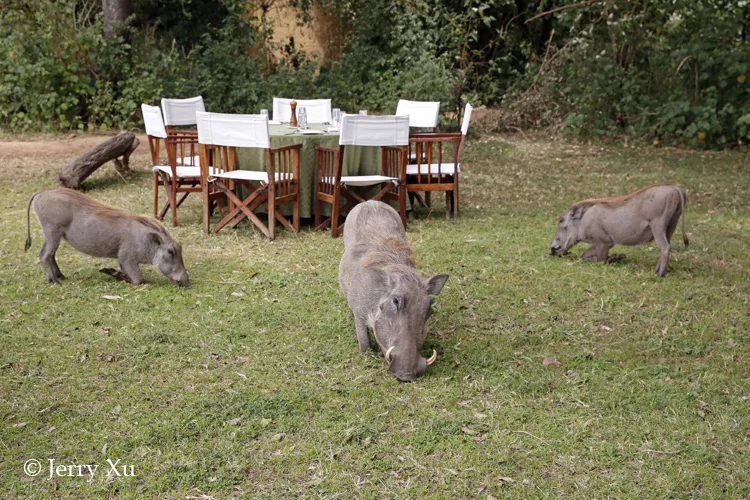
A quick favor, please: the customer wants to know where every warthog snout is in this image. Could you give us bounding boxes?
[386,347,437,382]
[175,276,191,288]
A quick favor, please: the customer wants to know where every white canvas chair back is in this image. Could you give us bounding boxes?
[142,104,167,138]
[196,112,270,149]
[339,115,409,147]
[273,97,332,124]
[161,96,205,126]
[461,103,473,135]
[395,99,440,129]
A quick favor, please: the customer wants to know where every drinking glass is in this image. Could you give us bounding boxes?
[332,108,341,127]
[260,109,268,118]
[298,107,308,130]
[359,109,368,116]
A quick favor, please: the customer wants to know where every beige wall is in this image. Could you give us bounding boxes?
[254,1,342,65]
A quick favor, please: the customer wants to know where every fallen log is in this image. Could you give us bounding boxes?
[58,131,140,189]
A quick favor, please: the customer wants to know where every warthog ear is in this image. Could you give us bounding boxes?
[149,232,164,246]
[426,274,450,295]
[570,205,588,220]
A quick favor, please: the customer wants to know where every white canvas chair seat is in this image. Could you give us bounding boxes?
[406,163,460,176]
[340,175,398,187]
[211,170,295,183]
[152,165,222,178]
[176,155,201,166]
[273,97,332,124]
[152,165,200,178]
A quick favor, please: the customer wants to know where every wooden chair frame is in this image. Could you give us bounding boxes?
[148,129,201,227]
[406,133,464,220]
[199,143,302,240]
[314,145,408,238]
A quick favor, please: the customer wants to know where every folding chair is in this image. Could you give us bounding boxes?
[161,96,205,166]
[314,115,410,238]
[143,103,204,226]
[396,100,441,193]
[272,97,332,124]
[196,111,302,240]
[406,103,472,220]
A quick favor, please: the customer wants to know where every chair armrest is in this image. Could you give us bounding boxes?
[271,143,304,153]
[409,132,462,143]
[167,129,198,137]
[166,134,199,145]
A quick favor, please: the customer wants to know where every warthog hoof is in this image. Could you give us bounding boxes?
[606,254,626,264]
[100,268,131,283]
[655,263,669,277]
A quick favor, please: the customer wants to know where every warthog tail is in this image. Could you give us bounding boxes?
[25,192,39,252]
[679,187,689,248]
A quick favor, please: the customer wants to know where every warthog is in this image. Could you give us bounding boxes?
[339,201,449,382]
[550,184,688,276]
[25,188,190,287]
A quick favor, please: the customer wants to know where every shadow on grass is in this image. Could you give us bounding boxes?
[78,169,151,192]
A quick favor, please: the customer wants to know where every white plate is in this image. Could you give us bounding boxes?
[268,120,282,125]
[297,129,325,135]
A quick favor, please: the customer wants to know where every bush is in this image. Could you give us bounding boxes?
[532,0,750,147]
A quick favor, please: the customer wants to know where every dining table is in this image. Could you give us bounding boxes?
[235,123,387,218]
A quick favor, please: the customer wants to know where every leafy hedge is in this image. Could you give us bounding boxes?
[1,0,748,148]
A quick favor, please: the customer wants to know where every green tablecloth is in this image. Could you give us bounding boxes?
[236,124,382,218]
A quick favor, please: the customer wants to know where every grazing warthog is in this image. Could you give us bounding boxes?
[25,188,190,287]
[339,201,449,382]
[549,184,688,276]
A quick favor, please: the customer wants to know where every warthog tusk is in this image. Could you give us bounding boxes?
[426,349,437,365]
[385,346,395,363]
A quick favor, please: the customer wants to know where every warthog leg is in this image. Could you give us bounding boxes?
[582,245,611,262]
[651,224,671,277]
[118,255,144,285]
[39,226,65,284]
[99,254,144,285]
[355,315,371,353]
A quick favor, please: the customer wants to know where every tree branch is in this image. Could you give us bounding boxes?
[531,28,555,90]
[525,0,605,24]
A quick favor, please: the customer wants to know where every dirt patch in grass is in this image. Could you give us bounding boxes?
[0,133,151,179]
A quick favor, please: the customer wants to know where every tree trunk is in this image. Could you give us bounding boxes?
[102,0,131,39]
[58,132,140,189]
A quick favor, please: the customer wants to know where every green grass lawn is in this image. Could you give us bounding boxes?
[1,134,748,498]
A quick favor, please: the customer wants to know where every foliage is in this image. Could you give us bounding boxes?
[545,0,750,147]
[0,0,283,131]
[1,0,749,147]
